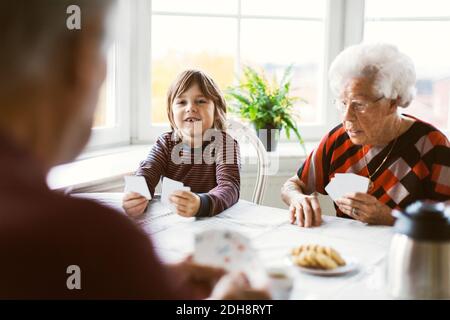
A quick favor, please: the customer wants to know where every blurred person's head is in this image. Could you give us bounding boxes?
[0,0,115,170]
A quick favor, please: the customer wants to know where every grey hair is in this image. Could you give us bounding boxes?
[328,43,417,108]
[0,0,114,92]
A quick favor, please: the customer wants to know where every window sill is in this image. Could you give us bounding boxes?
[47,141,316,192]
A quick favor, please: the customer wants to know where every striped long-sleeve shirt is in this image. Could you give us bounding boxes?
[297,114,450,218]
[136,131,241,217]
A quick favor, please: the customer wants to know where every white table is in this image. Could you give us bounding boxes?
[74,193,395,299]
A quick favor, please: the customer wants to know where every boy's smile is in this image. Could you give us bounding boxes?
[173,83,215,145]
[184,116,201,123]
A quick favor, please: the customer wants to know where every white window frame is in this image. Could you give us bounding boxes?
[85,0,132,150]
[346,0,450,137]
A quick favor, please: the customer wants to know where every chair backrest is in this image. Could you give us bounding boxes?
[226,119,269,205]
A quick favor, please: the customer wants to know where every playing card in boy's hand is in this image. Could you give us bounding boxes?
[124,175,152,200]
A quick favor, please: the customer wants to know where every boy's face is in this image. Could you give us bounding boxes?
[172,83,215,141]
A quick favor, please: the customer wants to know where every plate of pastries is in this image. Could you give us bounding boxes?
[289,244,358,276]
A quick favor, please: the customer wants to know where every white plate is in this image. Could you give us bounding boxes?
[288,255,359,276]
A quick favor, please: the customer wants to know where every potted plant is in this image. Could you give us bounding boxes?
[226,66,305,152]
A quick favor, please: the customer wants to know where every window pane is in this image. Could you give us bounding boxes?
[152,0,238,15]
[241,19,324,124]
[241,0,325,18]
[93,83,108,127]
[93,46,116,128]
[366,0,450,18]
[364,21,450,131]
[151,16,237,124]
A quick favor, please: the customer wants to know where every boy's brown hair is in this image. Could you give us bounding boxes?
[166,69,227,131]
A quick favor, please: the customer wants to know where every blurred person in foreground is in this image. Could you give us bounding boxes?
[0,0,268,299]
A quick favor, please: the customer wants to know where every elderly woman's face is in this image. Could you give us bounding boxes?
[339,77,394,145]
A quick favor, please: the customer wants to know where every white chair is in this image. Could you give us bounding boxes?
[226,119,269,205]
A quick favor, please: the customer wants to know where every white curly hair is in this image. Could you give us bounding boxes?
[328,43,417,108]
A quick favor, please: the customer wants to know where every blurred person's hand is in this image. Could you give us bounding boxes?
[210,272,272,300]
[168,256,226,299]
[122,192,149,217]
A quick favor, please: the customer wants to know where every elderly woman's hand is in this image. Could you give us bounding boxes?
[289,194,322,228]
[281,175,322,228]
[335,192,395,225]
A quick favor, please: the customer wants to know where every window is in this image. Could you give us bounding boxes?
[142,0,329,143]
[364,0,450,132]
[240,0,325,124]
[87,1,342,148]
[151,15,237,124]
[86,0,450,151]
[85,0,131,150]
[93,46,116,129]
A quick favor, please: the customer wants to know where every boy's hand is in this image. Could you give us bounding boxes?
[170,191,201,217]
[122,192,149,217]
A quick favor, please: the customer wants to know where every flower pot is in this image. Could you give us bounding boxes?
[254,124,280,152]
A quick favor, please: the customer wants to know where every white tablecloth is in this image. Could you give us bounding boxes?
[74,193,395,299]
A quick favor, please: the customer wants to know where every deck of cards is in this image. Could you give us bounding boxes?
[324,173,370,201]
[193,229,267,287]
[194,229,263,271]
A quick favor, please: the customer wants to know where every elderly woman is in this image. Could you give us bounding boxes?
[281,43,450,227]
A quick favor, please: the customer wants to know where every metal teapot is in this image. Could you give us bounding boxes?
[387,201,450,299]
